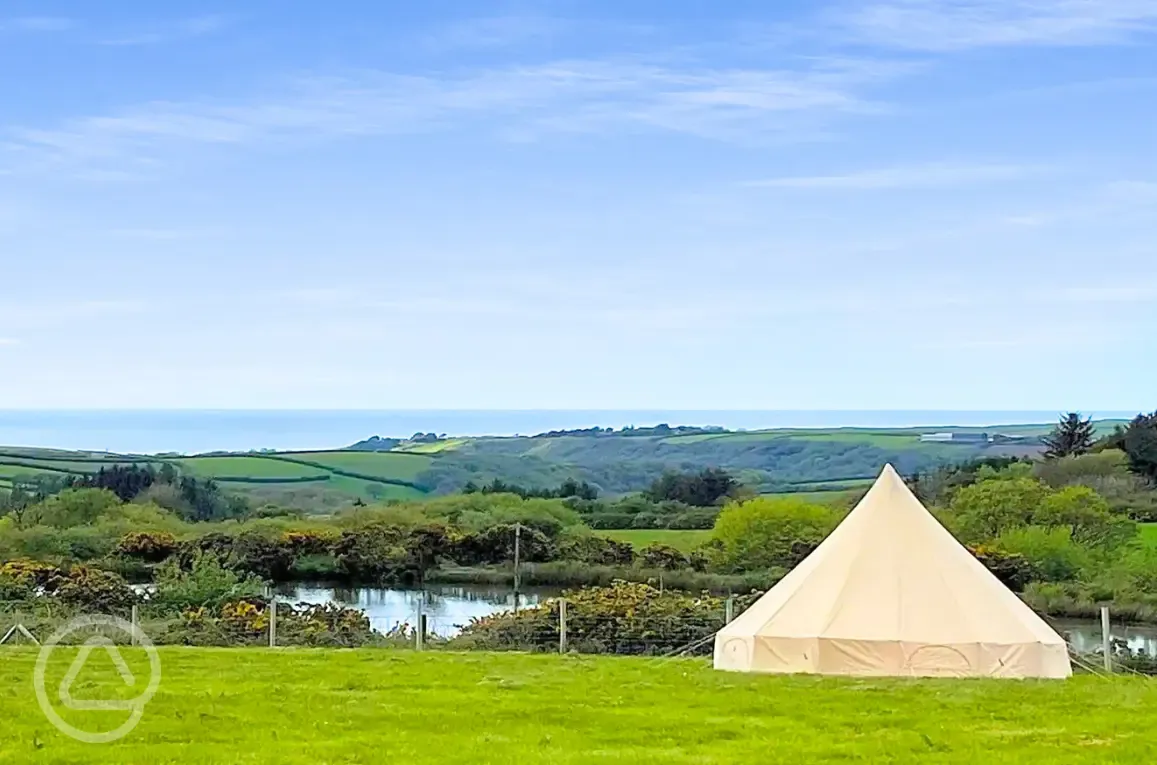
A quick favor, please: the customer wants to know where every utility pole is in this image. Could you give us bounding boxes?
[513,523,523,612]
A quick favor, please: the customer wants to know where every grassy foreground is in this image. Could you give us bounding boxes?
[2,649,1155,764]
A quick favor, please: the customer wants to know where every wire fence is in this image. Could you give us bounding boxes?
[0,595,730,656]
[2,597,1154,675]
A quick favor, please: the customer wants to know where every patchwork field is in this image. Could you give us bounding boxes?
[0,447,437,507]
[0,649,1151,764]
[275,451,433,482]
[176,456,329,480]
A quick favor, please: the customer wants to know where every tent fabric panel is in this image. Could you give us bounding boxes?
[714,636,817,674]
[712,635,1073,679]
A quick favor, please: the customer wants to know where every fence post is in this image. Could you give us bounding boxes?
[131,605,139,646]
[725,596,735,625]
[269,597,277,648]
[1101,606,1112,672]
[559,599,568,654]
[415,600,424,651]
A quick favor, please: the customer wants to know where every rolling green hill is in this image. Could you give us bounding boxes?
[1,418,1122,511]
[0,448,435,509]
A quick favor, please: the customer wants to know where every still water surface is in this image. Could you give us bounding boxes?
[276,583,556,636]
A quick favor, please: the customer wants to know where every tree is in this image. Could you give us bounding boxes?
[948,478,1050,543]
[1122,412,1157,481]
[1042,412,1096,460]
[1032,485,1135,549]
[28,488,122,528]
[644,468,739,507]
[709,496,839,572]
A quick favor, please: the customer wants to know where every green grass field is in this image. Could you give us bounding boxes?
[175,456,328,480]
[325,474,428,501]
[279,451,433,482]
[1139,524,1157,547]
[0,462,75,480]
[601,529,712,552]
[393,438,468,454]
[0,648,1153,763]
[773,489,863,506]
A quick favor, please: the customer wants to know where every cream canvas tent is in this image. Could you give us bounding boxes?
[714,464,1071,679]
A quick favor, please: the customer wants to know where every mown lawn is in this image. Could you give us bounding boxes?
[0,649,1153,763]
[1139,523,1157,547]
[601,529,712,552]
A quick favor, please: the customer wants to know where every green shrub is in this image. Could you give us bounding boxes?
[1034,450,1132,488]
[27,489,123,528]
[556,535,635,566]
[49,567,137,613]
[639,544,689,571]
[1033,486,1135,548]
[709,497,839,572]
[968,546,1038,591]
[115,531,179,562]
[152,553,265,611]
[453,581,757,655]
[451,524,555,566]
[992,526,1090,582]
[949,477,1050,543]
[333,523,452,584]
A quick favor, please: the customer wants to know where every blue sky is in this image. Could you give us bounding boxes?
[1,0,1155,410]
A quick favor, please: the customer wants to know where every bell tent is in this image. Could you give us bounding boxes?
[713,464,1071,679]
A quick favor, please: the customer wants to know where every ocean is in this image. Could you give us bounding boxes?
[0,410,1135,455]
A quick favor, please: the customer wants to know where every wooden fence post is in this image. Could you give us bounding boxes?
[725,596,735,625]
[131,605,139,646]
[415,600,425,651]
[559,599,568,654]
[1101,606,1112,672]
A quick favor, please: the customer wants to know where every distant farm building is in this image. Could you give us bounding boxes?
[919,432,990,444]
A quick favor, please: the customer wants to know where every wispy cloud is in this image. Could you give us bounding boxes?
[1048,285,1157,304]
[425,16,561,50]
[0,337,19,347]
[1,57,908,174]
[745,161,1041,190]
[838,0,1157,51]
[99,15,229,46]
[0,17,75,32]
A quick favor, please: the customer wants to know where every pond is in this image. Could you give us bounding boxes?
[274,583,561,637]
[1053,618,1157,655]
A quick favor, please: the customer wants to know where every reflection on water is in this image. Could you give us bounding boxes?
[276,583,560,636]
[1054,619,1157,655]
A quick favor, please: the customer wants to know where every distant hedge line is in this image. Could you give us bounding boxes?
[0,452,158,465]
[0,460,89,476]
[210,475,332,485]
[261,455,429,492]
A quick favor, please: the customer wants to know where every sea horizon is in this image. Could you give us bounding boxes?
[0,409,1137,455]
